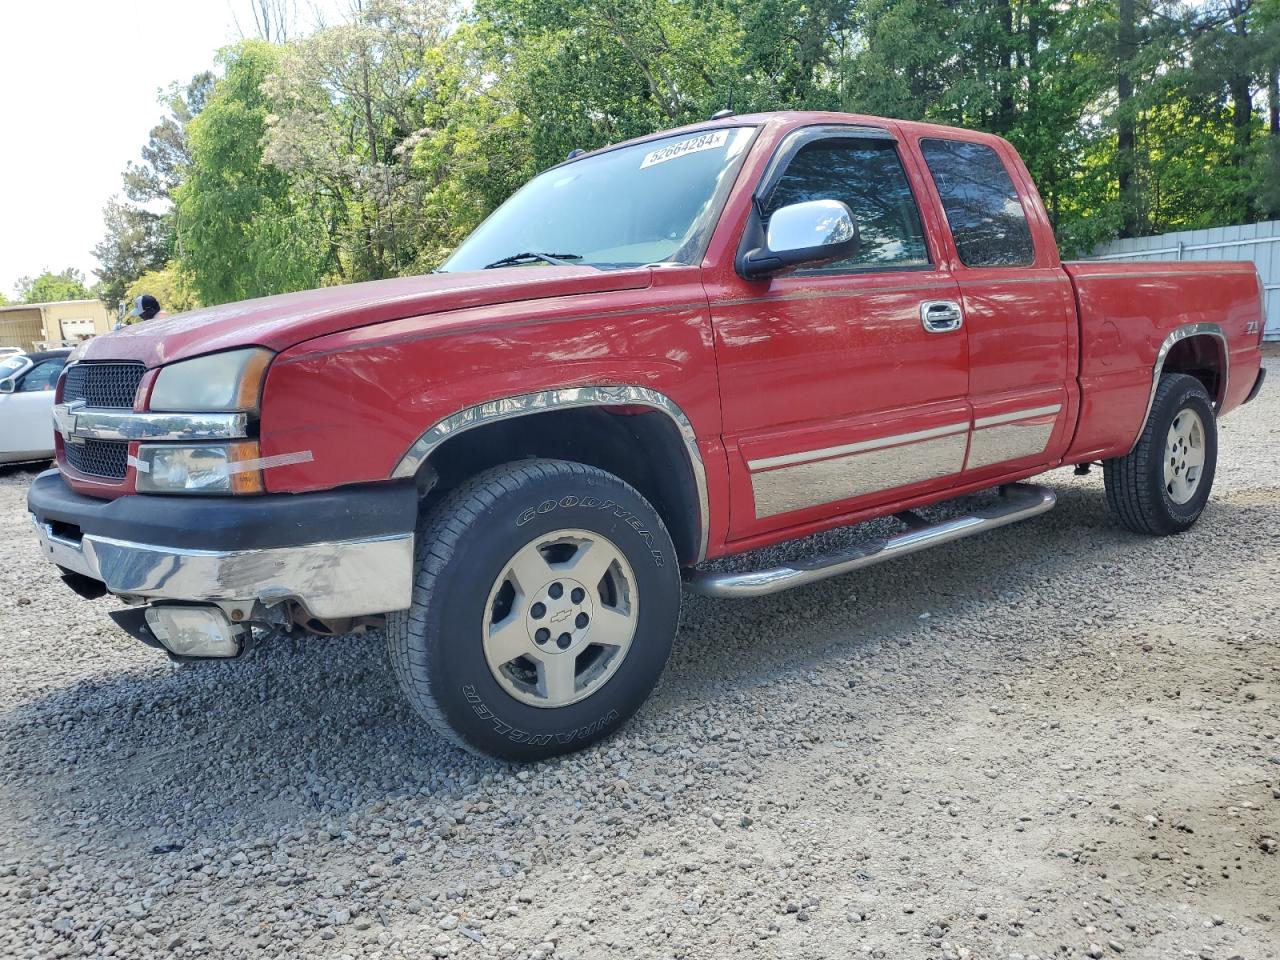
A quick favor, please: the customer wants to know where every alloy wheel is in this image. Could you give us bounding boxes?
[481,529,638,708]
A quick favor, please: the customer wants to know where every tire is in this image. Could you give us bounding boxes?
[386,459,681,761]
[1104,373,1218,536]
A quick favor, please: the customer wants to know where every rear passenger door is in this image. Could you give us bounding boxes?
[915,137,1076,477]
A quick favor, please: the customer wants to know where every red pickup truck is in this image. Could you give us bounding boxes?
[30,111,1266,759]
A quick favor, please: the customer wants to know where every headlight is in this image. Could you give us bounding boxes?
[134,442,265,495]
[149,348,273,413]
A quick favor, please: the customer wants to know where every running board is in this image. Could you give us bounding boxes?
[684,483,1057,599]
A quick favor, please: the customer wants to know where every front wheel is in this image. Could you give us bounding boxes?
[386,459,681,761]
[1104,373,1218,535]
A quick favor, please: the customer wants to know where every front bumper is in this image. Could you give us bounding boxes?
[28,470,417,619]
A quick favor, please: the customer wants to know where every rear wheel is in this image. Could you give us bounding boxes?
[386,459,681,761]
[1104,373,1217,535]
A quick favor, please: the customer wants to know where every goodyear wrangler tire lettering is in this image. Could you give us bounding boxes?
[462,684,615,745]
[386,458,681,762]
[515,495,660,563]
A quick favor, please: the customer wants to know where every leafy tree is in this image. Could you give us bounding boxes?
[477,0,746,168]
[123,72,216,205]
[14,269,92,304]
[262,0,454,281]
[176,41,326,304]
[92,200,171,310]
[94,72,214,309]
[104,0,1280,306]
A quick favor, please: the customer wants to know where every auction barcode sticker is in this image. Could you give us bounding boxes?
[640,130,729,169]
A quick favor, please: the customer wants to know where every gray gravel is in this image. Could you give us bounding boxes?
[2,359,1278,960]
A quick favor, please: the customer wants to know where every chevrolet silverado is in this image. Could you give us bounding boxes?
[29,112,1267,760]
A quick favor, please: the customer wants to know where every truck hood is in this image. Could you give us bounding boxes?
[80,267,653,367]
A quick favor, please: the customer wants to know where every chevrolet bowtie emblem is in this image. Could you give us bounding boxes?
[52,400,85,441]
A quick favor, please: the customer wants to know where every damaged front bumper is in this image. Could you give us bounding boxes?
[28,470,416,623]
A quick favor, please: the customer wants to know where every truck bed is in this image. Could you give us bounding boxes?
[1062,259,1264,462]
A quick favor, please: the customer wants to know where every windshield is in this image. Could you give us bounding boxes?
[442,127,756,272]
[0,356,29,379]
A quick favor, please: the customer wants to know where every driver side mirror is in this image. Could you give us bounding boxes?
[0,378,14,395]
[738,199,861,279]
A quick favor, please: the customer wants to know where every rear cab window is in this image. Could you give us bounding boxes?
[919,138,1035,267]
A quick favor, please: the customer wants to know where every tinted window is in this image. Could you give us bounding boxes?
[443,127,756,271]
[19,359,65,392]
[920,139,1034,267]
[763,138,929,272]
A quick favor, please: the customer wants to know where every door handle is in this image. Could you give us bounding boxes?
[920,300,964,333]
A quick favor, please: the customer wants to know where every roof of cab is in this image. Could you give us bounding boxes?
[554,110,1013,170]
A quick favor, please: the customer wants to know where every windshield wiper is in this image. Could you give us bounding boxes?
[483,251,583,269]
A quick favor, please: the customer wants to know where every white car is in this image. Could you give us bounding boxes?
[0,349,71,464]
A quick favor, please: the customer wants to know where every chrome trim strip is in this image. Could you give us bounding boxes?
[973,403,1061,429]
[686,483,1056,598]
[390,386,711,561]
[965,420,1055,470]
[750,430,968,519]
[53,404,249,443]
[32,517,413,619]
[747,422,969,472]
[1129,322,1228,453]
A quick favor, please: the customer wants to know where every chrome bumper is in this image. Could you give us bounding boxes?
[33,518,414,619]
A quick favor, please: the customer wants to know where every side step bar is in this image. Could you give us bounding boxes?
[684,483,1056,599]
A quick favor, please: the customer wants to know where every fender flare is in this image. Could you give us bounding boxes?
[1129,322,1228,452]
[390,385,710,561]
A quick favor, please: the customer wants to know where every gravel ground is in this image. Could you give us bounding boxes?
[1,361,1277,960]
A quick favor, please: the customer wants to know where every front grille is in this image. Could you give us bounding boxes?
[63,361,145,409]
[64,439,129,480]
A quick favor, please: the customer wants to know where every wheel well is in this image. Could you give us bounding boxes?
[1162,335,1226,407]
[416,407,703,565]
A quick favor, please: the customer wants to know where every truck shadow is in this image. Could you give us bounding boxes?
[0,474,1273,857]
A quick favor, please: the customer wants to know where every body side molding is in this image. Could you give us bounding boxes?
[390,386,711,561]
[1129,322,1228,453]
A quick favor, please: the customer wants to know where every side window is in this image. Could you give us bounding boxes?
[763,137,930,272]
[919,138,1034,267]
[19,359,64,393]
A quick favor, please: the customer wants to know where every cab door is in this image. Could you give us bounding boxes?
[705,124,971,544]
[911,136,1076,478]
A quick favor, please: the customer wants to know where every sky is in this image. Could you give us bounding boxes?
[0,0,345,300]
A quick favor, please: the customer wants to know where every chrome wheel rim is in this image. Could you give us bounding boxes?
[482,529,638,708]
[1164,407,1206,504]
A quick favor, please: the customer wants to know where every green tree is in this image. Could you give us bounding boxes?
[262,0,454,281]
[476,0,746,169]
[176,41,326,305]
[94,72,214,308]
[124,72,216,204]
[92,200,171,310]
[14,269,92,304]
